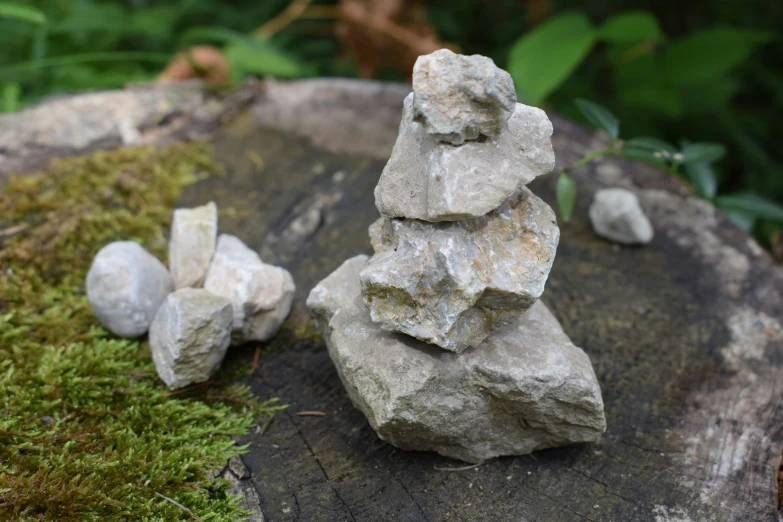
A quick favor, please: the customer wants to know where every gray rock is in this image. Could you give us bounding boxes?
[86,241,174,338]
[204,234,295,345]
[169,201,218,289]
[362,187,559,352]
[374,95,554,221]
[149,288,233,389]
[412,49,516,145]
[307,255,606,464]
[589,188,654,245]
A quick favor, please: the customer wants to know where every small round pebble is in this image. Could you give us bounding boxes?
[86,241,174,338]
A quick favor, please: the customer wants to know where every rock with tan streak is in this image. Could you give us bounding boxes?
[362,187,559,352]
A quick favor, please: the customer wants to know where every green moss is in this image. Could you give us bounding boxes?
[0,144,283,521]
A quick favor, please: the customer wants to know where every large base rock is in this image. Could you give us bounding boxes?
[308,255,606,464]
[362,187,559,352]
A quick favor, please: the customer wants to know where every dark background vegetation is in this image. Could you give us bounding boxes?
[1,0,782,255]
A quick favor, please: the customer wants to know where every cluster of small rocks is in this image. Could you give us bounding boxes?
[86,202,294,389]
[308,50,605,463]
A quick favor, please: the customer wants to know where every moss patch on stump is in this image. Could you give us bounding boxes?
[0,144,281,521]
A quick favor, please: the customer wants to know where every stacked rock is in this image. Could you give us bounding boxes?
[86,202,294,389]
[307,49,606,463]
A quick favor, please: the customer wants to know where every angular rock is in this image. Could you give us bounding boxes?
[362,187,559,352]
[374,94,554,221]
[204,234,295,345]
[412,49,516,145]
[86,241,174,338]
[308,255,606,463]
[149,288,233,389]
[169,201,218,289]
[589,188,654,245]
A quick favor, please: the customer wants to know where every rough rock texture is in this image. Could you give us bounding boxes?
[374,94,555,221]
[86,241,174,338]
[149,288,233,389]
[169,201,218,288]
[589,188,654,244]
[204,234,295,345]
[308,255,606,463]
[412,49,516,145]
[362,187,559,352]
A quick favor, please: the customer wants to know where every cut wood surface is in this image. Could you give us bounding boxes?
[4,79,783,521]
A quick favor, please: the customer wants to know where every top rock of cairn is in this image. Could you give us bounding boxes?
[412,49,516,145]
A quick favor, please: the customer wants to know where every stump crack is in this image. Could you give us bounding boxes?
[396,476,431,522]
[569,467,643,509]
[520,481,596,522]
[284,410,357,522]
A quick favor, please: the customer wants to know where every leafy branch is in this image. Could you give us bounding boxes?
[555,98,783,232]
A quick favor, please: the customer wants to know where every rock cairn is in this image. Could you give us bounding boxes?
[307,50,606,463]
[86,202,294,389]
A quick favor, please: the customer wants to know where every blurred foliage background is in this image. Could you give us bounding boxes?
[1,0,782,256]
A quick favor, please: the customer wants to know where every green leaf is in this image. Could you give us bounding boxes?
[680,143,726,165]
[180,26,254,47]
[0,52,171,79]
[622,136,677,162]
[714,193,783,222]
[598,11,662,43]
[508,13,596,105]
[180,27,308,78]
[224,42,306,79]
[556,173,577,222]
[49,3,128,35]
[723,209,756,232]
[0,2,46,24]
[31,24,47,60]
[2,82,20,112]
[574,98,619,139]
[684,162,717,199]
[663,28,773,86]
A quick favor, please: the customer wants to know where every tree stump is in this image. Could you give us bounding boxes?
[4,79,783,521]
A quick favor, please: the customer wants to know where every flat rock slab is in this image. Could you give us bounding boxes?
[7,79,783,521]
